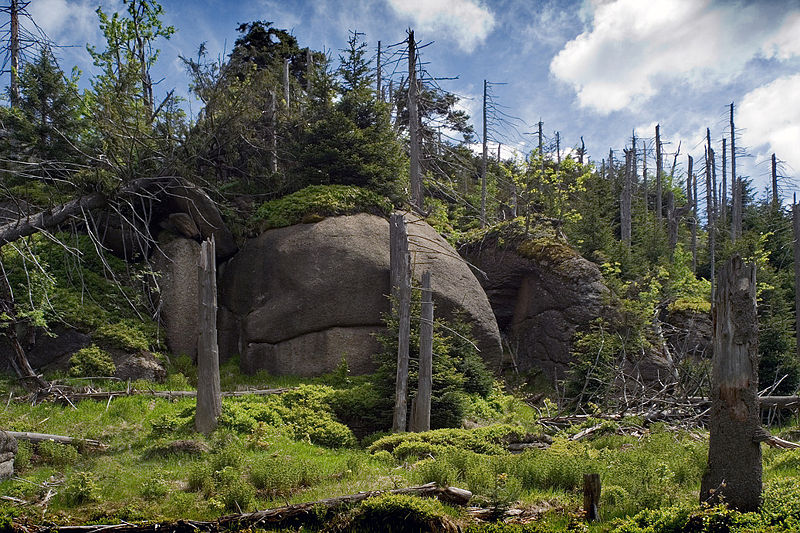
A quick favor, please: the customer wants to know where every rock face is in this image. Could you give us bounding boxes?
[0,430,17,480]
[115,350,167,382]
[461,234,609,379]
[219,213,502,376]
[154,236,201,361]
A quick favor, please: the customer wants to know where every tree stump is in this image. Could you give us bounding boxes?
[583,473,601,521]
[700,255,761,511]
[195,237,221,435]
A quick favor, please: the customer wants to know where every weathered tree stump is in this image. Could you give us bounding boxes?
[700,255,761,511]
[583,473,601,521]
[195,237,221,435]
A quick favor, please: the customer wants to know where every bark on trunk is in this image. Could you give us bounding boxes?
[700,255,761,512]
[195,237,221,435]
[390,214,411,432]
[410,271,433,432]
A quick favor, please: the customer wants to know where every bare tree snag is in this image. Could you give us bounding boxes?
[376,40,382,100]
[583,473,601,521]
[306,48,313,94]
[411,271,433,432]
[270,91,278,174]
[667,191,678,257]
[706,147,715,297]
[642,140,648,208]
[283,58,290,108]
[700,255,761,512]
[688,156,697,273]
[195,237,221,435]
[656,124,663,224]
[620,149,632,244]
[730,103,741,241]
[772,153,779,209]
[481,80,488,228]
[9,0,19,107]
[721,138,727,227]
[390,214,411,432]
[408,30,423,212]
[793,200,800,362]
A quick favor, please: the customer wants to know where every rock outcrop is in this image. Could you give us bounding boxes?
[461,229,610,379]
[219,212,502,376]
[0,430,17,479]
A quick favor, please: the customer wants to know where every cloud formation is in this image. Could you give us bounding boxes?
[550,0,800,114]
[739,73,800,179]
[386,0,496,53]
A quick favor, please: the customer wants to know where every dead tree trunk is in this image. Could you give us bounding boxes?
[391,214,411,432]
[10,0,19,107]
[481,80,488,228]
[376,41,381,100]
[730,103,741,241]
[408,30,423,212]
[667,191,677,258]
[283,58,290,108]
[772,154,779,209]
[688,156,697,273]
[270,92,278,173]
[794,200,800,363]
[656,124,663,225]
[706,148,716,297]
[620,149,632,244]
[721,138,727,228]
[642,140,648,208]
[410,271,433,432]
[700,255,761,512]
[583,473,601,522]
[195,237,221,435]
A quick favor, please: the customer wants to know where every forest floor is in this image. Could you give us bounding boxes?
[1,361,800,533]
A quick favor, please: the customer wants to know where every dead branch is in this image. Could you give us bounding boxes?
[4,431,107,450]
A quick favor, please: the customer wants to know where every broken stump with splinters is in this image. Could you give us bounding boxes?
[583,473,601,521]
[700,255,762,511]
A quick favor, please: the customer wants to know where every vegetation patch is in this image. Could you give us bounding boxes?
[250,184,393,233]
[69,345,116,377]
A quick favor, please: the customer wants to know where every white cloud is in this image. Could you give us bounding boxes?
[386,0,496,53]
[550,0,800,114]
[26,0,110,45]
[738,74,800,178]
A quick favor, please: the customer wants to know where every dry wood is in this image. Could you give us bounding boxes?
[583,473,601,522]
[408,30,423,211]
[30,483,471,533]
[656,124,662,224]
[730,103,741,241]
[481,80,488,227]
[701,255,761,511]
[795,201,800,363]
[195,237,221,435]
[411,271,433,432]
[5,431,107,450]
[390,214,411,432]
[620,148,632,244]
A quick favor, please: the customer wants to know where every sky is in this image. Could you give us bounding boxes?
[9,0,800,203]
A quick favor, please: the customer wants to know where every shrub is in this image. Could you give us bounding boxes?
[350,494,455,533]
[140,475,170,501]
[368,425,527,459]
[37,440,79,466]
[218,477,255,513]
[69,344,116,377]
[61,471,99,506]
[13,440,32,471]
[95,320,150,351]
[248,459,317,498]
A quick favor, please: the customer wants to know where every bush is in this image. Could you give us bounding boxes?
[248,458,317,498]
[61,471,99,506]
[69,344,116,377]
[37,440,79,466]
[95,320,150,351]
[369,425,527,459]
[140,475,170,501]
[350,494,455,533]
[13,440,32,471]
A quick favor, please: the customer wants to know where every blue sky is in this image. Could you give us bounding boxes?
[12,0,800,202]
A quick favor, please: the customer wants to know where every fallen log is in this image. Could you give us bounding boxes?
[31,482,471,533]
[5,431,107,450]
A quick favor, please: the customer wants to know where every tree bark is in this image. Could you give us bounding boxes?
[706,148,715,298]
[656,124,662,224]
[730,103,741,241]
[700,255,761,512]
[583,473,601,522]
[688,156,697,273]
[195,237,221,435]
[481,80,488,227]
[408,30,423,212]
[283,58,290,108]
[620,149,632,244]
[794,202,800,364]
[772,154,779,209]
[9,0,19,107]
[411,271,433,432]
[390,214,411,432]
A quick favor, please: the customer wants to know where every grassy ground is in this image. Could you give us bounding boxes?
[1,364,800,532]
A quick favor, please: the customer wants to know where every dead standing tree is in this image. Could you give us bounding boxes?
[195,236,221,434]
[700,255,761,511]
[410,270,433,432]
[390,214,412,432]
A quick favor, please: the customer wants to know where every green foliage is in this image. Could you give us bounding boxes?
[61,472,99,507]
[37,440,80,466]
[95,320,151,351]
[140,475,170,501]
[248,458,318,497]
[350,494,454,533]
[13,441,32,471]
[250,184,393,233]
[368,425,527,459]
[69,345,116,377]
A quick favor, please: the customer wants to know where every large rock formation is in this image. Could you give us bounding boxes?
[219,213,502,376]
[460,227,609,379]
[0,430,17,479]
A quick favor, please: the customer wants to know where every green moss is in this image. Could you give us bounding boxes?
[367,425,528,459]
[69,345,116,377]
[516,237,581,276]
[95,320,151,351]
[350,493,457,533]
[250,184,393,234]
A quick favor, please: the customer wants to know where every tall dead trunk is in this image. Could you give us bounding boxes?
[10,0,19,107]
[772,154,779,209]
[620,149,632,244]
[481,80,488,228]
[269,91,278,174]
[656,124,663,224]
[730,103,741,241]
[408,30,423,212]
[390,214,411,432]
[793,200,800,363]
[689,156,697,273]
[195,237,221,435]
[667,191,677,258]
[700,255,761,512]
[706,148,716,298]
[376,41,381,101]
[721,138,727,228]
[642,140,648,208]
[410,271,433,433]
[283,58,290,108]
